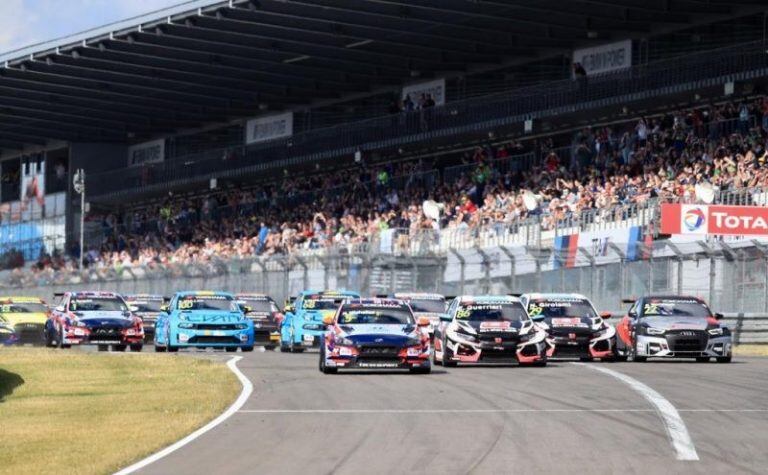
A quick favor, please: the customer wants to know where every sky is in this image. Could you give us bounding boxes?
[0,0,187,55]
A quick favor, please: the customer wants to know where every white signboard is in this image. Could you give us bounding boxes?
[245,112,294,145]
[128,139,165,167]
[402,78,446,106]
[572,39,632,76]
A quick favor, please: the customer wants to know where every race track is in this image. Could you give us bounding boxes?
[136,352,768,475]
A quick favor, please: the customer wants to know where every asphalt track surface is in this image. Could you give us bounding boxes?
[135,350,768,475]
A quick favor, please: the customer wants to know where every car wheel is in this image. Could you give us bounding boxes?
[97,345,108,352]
[130,344,143,352]
[320,355,338,374]
[410,364,432,374]
[716,356,732,363]
[225,347,237,353]
[442,339,457,367]
[696,356,710,363]
[167,345,179,353]
[241,346,254,352]
[629,343,646,362]
[264,345,276,351]
[155,344,166,352]
[113,344,127,352]
[45,325,55,347]
[57,324,71,349]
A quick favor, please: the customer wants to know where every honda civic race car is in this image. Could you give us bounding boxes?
[319,298,431,374]
[615,295,732,362]
[124,294,166,342]
[520,293,615,361]
[434,295,548,367]
[45,291,145,351]
[0,296,49,345]
[154,291,254,352]
[394,292,448,340]
[236,293,283,349]
[281,290,360,352]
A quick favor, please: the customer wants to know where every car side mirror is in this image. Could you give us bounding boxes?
[628,311,637,319]
[599,311,612,319]
[439,314,452,322]
[129,305,139,312]
[55,305,65,313]
[322,315,334,326]
[285,305,295,313]
[160,304,169,314]
[240,305,252,314]
[714,312,724,320]
[417,317,431,327]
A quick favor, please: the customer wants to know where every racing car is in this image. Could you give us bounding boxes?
[236,293,283,349]
[393,292,449,341]
[124,294,166,342]
[45,291,145,351]
[319,298,432,374]
[615,295,732,362]
[154,291,254,352]
[281,290,360,352]
[433,295,548,366]
[520,293,615,361]
[0,296,49,345]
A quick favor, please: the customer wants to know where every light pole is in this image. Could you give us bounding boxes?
[73,169,85,271]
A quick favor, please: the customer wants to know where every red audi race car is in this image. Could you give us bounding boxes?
[520,293,616,361]
[433,295,548,367]
[45,291,145,351]
[615,295,732,362]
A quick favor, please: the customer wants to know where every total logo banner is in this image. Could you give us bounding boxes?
[661,203,768,236]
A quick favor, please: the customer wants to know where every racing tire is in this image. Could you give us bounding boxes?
[57,325,71,349]
[155,345,166,352]
[45,327,55,347]
[167,345,179,353]
[716,356,732,363]
[628,343,646,362]
[113,344,127,352]
[280,345,291,352]
[441,339,458,367]
[264,345,276,351]
[241,346,255,352]
[97,345,108,352]
[696,356,711,363]
[130,344,143,352]
[292,346,305,353]
[225,347,237,353]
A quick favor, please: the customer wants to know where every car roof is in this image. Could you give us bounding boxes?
[522,293,589,301]
[69,291,120,298]
[124,294,165,300]
[176,290,234,298]
[300,290,361,297]
[458,295,522,303]
[343,298,409,307]
[394,292,445,300]
[0,296,45,303]
[235,293,272,299]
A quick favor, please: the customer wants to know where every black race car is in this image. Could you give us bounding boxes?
[236,293,283,350]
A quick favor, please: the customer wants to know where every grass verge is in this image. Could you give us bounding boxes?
[734,344,768,356]
[0,348,239,475]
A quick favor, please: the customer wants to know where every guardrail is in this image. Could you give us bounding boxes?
[87,39,768,198]
[721,314,768,345]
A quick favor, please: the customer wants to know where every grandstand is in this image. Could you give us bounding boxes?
[3,0,768,310]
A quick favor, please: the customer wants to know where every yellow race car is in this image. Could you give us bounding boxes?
[0,296,49,345]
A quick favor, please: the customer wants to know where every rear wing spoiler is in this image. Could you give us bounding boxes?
[53,292,65,297]
[507,293,522,298]
[375,294,389,299]
[444,296,457,301]
[621,298,636,305]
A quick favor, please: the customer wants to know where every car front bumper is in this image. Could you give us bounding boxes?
[635,334,732,358]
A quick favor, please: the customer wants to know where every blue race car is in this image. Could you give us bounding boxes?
[154,291,254,352]
[280,290,360,352]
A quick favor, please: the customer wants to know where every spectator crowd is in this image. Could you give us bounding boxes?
[5,95,768,285]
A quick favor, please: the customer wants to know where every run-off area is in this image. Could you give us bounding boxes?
[137,353,768,475]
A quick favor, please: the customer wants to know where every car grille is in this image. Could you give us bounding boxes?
[359,346,400,358]
[666,331,707,352]
[478,332,518,343]
[254,330,275,343]
[188,336,241,344]
[549,327,592,337]
[89,327,123,342]
[187,324,241,330]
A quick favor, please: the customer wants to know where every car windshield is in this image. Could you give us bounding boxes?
[0,302,47,313]
[456,302,527,322]
[407,298,446,314]
[69,297,127,312]
[302,297,343,310]
[338,306,414,325]
[177,296,236,311]
[240,299,277,313]
[643,300,711,318]
[128,300,163,312]
[527,299,596,319]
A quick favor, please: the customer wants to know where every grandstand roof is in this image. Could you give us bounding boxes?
[0,0,763,152]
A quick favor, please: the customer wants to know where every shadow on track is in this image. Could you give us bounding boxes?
[0,369,24,402]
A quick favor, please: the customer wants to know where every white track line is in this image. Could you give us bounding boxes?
[573,363,699,461]
[237,408,768,414]
[114,356,253,475]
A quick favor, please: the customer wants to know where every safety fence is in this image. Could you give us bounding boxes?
[86,39,768,198]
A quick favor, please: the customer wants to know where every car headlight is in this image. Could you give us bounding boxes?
[178,322,194,329]
[334,336,354,346]
[708,328,723,336]
[645,327,665,335]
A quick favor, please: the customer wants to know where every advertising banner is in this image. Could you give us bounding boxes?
[128,139,165,167]
[245,112,294,145]
[572,39,632,76]
[401,78,446,106]
[661,203,768,237]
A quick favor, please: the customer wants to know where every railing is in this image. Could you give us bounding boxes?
[87,39,768,199]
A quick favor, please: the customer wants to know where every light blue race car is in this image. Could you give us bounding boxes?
[280,290,360,352]
[154,291,254,353]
